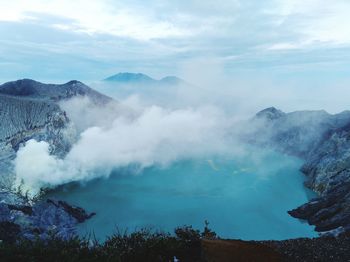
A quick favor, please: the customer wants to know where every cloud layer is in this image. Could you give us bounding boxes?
[1,0,350,83]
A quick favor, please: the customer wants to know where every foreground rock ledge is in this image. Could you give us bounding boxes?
[0,191,95,241]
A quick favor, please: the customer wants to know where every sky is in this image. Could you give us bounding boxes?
[1,0,350,92]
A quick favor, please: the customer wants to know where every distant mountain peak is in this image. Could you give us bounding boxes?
[104,72,155,83]
[0,79,42,96]
[256,107,285,120]
[103,72,187,86]
[13,78,41,84]
[65,80,84,85]
[159,76,185,85]
[0,79,111,104]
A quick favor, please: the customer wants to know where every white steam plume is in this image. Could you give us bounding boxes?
[14,99,236,194]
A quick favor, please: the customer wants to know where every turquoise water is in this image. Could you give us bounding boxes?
[47,150,317,241]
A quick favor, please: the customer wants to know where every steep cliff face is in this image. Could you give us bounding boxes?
[0,191,95,241]
[0,95,74,158]
[0,79,111,240]
[254,107,350,235]
[301,123,350,193]
[252,107,350,158]
[0,94,75,189]
[0,79,112,164]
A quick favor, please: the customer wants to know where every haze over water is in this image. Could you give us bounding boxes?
[48,148,317,241]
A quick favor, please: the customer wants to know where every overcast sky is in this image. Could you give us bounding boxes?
[1,0,350,86]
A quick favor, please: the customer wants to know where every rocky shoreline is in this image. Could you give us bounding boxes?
[0,191,95,241]
[253,107,350,236]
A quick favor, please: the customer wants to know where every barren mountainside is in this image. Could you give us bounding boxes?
[0,79,111,240]
[0,79,112,160]
[255,107,350,236]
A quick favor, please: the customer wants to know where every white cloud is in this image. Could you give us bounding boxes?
[2,0,350,44]
[268,43,302,50]
[0,0,193,40]
[1,0,350,82]
[274,0,350,45]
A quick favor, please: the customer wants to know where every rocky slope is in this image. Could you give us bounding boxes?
[0,79,111,165]
[0,191,95,241]
[252,107,350,158]
[0,79,111,104]
[253,107,350,236]
[0,79,111,240]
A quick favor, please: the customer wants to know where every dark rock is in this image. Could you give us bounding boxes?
[0,203,11,222]
[0,221,21,243]
[7,204,33,216]
[288,182,350,233]
[47,199,95,223]
[0,192,95,241]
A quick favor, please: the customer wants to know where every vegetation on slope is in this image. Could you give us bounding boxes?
[0,224,216,262]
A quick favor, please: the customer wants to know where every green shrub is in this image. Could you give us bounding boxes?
[0,224,216,262]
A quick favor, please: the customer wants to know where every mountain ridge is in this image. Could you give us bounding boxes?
[0,79,112,104]
[103,72,187,86]
[254,107,350,236]
[0,78,113,240]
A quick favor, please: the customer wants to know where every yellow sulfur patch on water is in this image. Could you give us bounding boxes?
[207,159,220,171]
